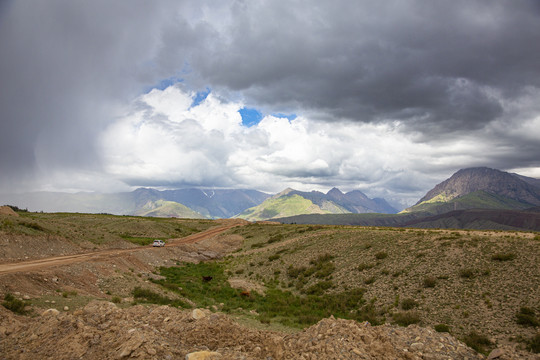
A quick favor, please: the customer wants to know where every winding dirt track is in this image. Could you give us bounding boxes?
[0,223,242,275]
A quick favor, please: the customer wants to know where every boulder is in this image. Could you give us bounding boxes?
[41,308,60,317]
[191,309,207,320]
[185,351,222,360]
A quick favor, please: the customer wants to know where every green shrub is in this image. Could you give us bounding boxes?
[516,307,539,327]
[423,276,437,288]
[2,293,27,315]
[268,254,280,261]
[267,234,284,243]
[491,252,516,261]
[364,276,376,285]
[375,251,388,260]
[287,265,307,278]
[131,287,187,307]
[111,296,122,304]
[304,281,333,295]
[401,298,418,310]
[434,323,450,333]
[393,311,420,326]
[463,331,492,355]
[358,263,375,271]
[459,268,475,279]
[527,333,540,353]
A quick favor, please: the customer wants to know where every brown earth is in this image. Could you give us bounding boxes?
[0,206,18,217]
[0,300,489,359]
[0,214,538,359]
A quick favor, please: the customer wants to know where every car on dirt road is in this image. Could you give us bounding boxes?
[152,240,165,247]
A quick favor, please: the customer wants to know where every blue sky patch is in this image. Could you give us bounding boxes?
[239,107,263,127]
[145,76,183,93]
[191,87,211,108]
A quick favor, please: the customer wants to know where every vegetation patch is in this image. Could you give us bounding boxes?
[423,276,437,288]
[401,298,418,310]
[527,333,540,353]
[516,307,539,327]
[156,261,380,328]
[131,287,188,307]
[121,235,166,246]
[434,324,450,333]
[491,252,516,261]
[393,311,421,326]
[462,331,492,355]
[2,293,28,315]
[459,268,475,279]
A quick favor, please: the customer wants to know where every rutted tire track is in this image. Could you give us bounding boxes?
[0,223,242,275]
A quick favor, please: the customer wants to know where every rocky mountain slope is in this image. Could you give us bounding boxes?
[404,167,540,214]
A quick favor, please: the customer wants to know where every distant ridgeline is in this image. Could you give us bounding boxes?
[2,167,540,230]
[275,168,540,231]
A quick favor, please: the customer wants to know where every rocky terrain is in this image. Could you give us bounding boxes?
[1,300,490,359]
[0,209,538,359]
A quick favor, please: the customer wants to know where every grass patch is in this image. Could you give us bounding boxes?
[459,268,475,279]
[423,276,437,288]
[131,287,188,307]
[527,333,540,353]
[491,252,516,261]
[120,235,165,246]
[516,307,539,327]
[463,331,492,355]
[434,323,450,333]
[157,261,381,328]
[375,251,388,260]
[401,298,418,310]
[393,311,421,326]
[2,293,28,315]
[358,263,375,271]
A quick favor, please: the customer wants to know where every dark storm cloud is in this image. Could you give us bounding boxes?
[174,0,540,135]
[1,0,539,197]
[0,1,175,189]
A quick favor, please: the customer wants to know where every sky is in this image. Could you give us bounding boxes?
[1,0,540,208]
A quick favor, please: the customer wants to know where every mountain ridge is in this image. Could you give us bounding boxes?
[236,187,397,221]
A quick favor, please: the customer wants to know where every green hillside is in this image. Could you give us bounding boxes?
[402,191,533,215]
[236,194,331,221]
[133,200,206,219]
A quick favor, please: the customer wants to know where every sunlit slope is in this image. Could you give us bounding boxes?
[236,194,338,221]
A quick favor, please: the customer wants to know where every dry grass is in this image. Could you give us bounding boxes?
[223,224,540,349]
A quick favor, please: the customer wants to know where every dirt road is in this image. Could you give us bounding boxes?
[0,222,241,275]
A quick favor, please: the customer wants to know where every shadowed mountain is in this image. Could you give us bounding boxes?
[0,188,270,219]
[402,208,540,231]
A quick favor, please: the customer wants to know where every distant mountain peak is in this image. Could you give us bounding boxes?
[406,167,540,214]
[278,188,295,195]
[327,187,343,196]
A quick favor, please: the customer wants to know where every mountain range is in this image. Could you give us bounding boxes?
[2,167,540,230]
[237,187,396,221]
[275,167,540,231]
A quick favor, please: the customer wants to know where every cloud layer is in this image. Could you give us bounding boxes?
[1,0,540,206]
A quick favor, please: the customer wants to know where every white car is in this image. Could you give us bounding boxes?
[152,240,165,247]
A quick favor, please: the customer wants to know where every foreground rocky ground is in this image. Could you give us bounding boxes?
[0,300,498,359]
